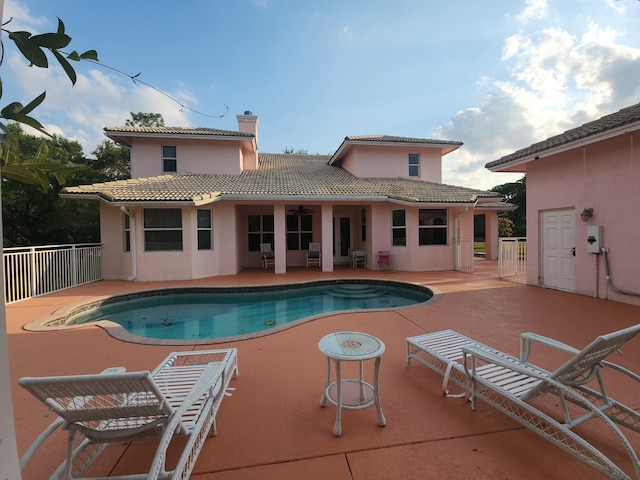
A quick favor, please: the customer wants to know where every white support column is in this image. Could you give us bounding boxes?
[321,204,333,272]
[274,204,287,273]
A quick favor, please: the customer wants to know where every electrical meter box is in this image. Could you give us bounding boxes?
[586,225,603,254]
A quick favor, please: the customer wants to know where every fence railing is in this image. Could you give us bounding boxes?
[498,237,526,283]
[455,237,474,273]
[3,243,102,304]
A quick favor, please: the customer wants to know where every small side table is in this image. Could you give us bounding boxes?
[318,331,386,436]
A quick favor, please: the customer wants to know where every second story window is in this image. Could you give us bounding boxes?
[408,153,420,177]
[163,145,177,172]
[391,209,406,246]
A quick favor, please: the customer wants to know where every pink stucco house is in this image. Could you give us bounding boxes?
[63,112,511,281]
[486,102,640,306]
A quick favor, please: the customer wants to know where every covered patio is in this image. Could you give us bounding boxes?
[7,261,640,479]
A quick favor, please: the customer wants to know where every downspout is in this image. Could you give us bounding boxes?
[601,248,640,297]
[120,206,137,281]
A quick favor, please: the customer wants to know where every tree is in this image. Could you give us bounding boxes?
[1,124,99,246]
[491,176,526,236]
[126,112,165,127]
[498,217,514,237]
[89,139,131,181]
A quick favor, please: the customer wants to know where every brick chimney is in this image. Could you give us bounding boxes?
[237,111,259,149]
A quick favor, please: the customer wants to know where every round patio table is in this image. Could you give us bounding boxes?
[318,331,386,436]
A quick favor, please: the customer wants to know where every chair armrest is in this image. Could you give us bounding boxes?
[520,332,579,362]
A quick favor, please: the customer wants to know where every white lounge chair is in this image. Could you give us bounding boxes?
[407,326,640,480]
[19,348,238,480]
[306,242,321,267]
[260,243,275,269]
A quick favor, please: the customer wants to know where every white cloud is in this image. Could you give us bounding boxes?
[3,0,48,30]
[437,17,640,190]
[515,0,549,23]
[6,52,196,156]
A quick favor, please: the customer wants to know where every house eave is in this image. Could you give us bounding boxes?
[329,139,462,165]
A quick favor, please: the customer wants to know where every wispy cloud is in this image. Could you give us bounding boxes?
[515,0,549,23]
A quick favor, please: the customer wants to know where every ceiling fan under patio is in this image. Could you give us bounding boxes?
[288,205,315,216]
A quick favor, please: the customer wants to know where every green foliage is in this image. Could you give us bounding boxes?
[1,18,98,136]
[88,140,131,181]
[498,217,514,237]
[126,112,165,127]
[283,147,309,154]
[0,124,86,190]
[491,176,526,236]
[0,124,99,245]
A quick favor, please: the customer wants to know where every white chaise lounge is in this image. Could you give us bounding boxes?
[407,327,640,480]
[19,348,238,480]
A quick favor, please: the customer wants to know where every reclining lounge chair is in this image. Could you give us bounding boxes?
[407,326,640,480]
[19,348,238,480]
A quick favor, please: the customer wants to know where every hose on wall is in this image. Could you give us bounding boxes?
[601,248,640,297]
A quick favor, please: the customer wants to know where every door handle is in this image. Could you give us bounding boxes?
[570,247,576,256]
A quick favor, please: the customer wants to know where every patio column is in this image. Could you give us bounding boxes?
[485,212,499,260]
[274,204,287,273]
[321,204,333,272]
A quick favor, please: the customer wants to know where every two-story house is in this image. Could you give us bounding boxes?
[62,112,511,281]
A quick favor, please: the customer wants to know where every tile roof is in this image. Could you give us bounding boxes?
[486,102,640,169]
[63,153,500,205]
[344,135,463,146]
[103,126,253,138]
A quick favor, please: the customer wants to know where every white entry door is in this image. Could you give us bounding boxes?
[541,209,575,291]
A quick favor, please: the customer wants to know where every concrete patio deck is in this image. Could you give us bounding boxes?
[7,260,640,479]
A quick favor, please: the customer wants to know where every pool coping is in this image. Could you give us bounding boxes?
[23,279,443,345]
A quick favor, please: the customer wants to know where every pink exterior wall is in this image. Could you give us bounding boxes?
[340,145,442,182]
[130,137,243,178]
[526,131,640,306]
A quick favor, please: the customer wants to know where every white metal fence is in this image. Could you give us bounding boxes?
[455,237,474,273]
[498,237,527,283]
[3,243,102,304]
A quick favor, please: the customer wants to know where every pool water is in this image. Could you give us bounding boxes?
[67,282,431,340]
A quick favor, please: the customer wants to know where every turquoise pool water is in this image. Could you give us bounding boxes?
[66,281,432,341]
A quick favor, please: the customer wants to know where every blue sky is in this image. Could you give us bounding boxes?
[2,0,640,190]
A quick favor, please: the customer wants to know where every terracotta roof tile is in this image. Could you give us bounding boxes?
[63,154,500,205]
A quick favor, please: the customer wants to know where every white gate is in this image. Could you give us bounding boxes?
[455,237,474,273]
[498,237,526,283]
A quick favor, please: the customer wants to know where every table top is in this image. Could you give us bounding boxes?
[318,331,385,360]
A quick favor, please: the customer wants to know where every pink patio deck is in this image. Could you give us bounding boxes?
[7,261,640,479]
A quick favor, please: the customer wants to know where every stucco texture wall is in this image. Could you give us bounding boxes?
[527,131,640,306]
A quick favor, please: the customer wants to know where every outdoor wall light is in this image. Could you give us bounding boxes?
[580,208,594,222]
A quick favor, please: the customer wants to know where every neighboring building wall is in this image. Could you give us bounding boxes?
[130,137,243,178]
[340,145,442,182]
[526,131,640,306]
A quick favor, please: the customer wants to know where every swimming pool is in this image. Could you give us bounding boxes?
[28,280,435,345]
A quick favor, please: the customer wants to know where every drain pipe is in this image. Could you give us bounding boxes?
[601,248,640,297]
[120,206,137,281]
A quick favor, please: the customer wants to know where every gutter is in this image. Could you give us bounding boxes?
[120,207,136,281]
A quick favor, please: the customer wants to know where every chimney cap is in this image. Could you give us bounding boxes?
[244,110,253,115]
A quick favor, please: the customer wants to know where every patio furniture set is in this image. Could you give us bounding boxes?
[18,324,640,479]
